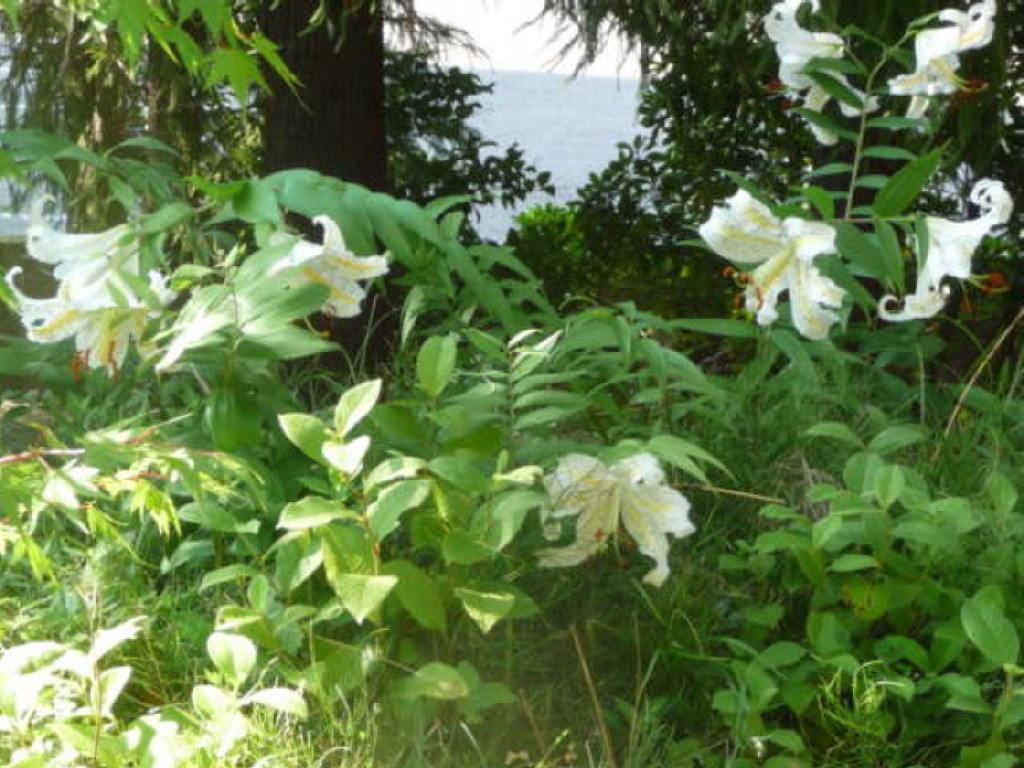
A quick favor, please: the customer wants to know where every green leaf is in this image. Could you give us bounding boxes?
[321,525,375,578]
[333,379,382,437]
[828,554,881,572]
[454,587,515,634]
[804,162,855,179]
[200,564,261,592]
[873,465,905,510]
[278,413,330,465]
[873,147,944,217]
[835,222,886,280]
[862,146,917,161]
[442,530,497,565]
[393,662,469,701]
[90,617,145,662]
[242,687,309,718]
[383,559,447,632]
[140,201,193,234]
[417,335,458,398]
[866,115,929,131]
[367,478,432,542]
[962,592,1019,666]
[328,574,398,625]
[874,219,905,293]
[278,496,355,530]
[207,632,257,688]
[322,437,371,476]
[867,424,926,455]
[806,421,863,447]
[986,471,1018,517]
[178,501,259,534]
[805,70,864,111]
[792,107,858,142]
[206,47,269,110]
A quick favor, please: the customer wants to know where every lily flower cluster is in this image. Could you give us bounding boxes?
[699,190,845,340]
[270,215,389,319]
[537,453,696,587]
[765,0,876,145]
[879,178,1013,321]
[766,1,996,141]
[699,2,1012,340]
[701,180,1013,337]
[888,0,997,118]
[6,200,174,374]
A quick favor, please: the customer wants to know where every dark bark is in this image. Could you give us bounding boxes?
[261,0,387,191]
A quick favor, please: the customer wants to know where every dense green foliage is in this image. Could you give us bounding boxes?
[1,2,1024,768]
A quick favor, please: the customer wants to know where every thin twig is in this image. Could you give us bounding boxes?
[570,623,619,768]
[678,482,785,505]
[938,305,1024,455]
[0,447,86,467]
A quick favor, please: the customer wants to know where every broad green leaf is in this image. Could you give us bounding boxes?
[835,222,886,280]
[454,587,515,634]
[367,478,432,542]
[986,471,1018,517]
[140,202,193,234]
[874,147,944,217]
[417,335,458,398]
[364,457,426,492]
[329,574,398,624]
[322,436,371,476]
[873,465,905,510]
[805,421,863,447]
[393,662,469,701]
[278,496,354,530]
[962,593,1019,666]
[90,617,145,663]
[442,530,497,565]
[383,559,447,632]
[207,632,257,688]
[333,379,382,437]
[97,666,132,715]
[321,525,375,578]
[200,564,261,592]
[277,413,330,465]
[867,424,926,455]
[178,501,259,534]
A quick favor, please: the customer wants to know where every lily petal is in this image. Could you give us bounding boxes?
[274,215,389,318]
[699,191,788,266]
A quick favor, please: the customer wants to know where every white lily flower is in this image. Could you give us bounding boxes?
[888,1,997,118]
[8,202,174,373]
[537,453,695,587]
[879,178,1013,321]
[700,190,845,340]
[26,196,139,281]
[8,268,174,372]
[765,2,876,144]
[271,215,389,318]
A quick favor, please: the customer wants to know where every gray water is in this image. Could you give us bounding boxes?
[0,70,643,243]
[468,69,642,241]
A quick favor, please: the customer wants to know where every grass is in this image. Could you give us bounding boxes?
[2,310,1023,768]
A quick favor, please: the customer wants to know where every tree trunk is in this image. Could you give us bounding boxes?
[261,0,387,191]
